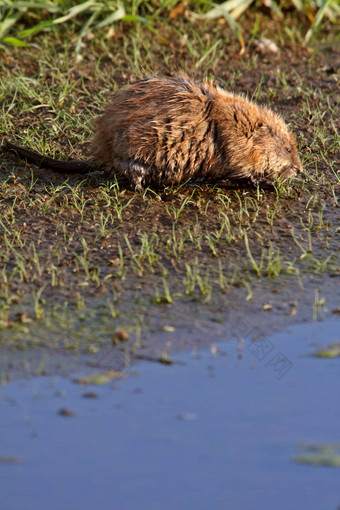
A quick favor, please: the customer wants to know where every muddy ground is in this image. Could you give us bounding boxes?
[0,16,339,380]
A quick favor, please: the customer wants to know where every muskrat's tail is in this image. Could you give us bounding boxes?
[2,140,91,174]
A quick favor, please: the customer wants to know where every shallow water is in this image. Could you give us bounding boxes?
[1,319,339,510]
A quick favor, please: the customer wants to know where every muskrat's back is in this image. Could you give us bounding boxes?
[93,77,221,187]
[92,76,303,189]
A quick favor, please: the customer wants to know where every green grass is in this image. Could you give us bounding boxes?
[1,0,339,54]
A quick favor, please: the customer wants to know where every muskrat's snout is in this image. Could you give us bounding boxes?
[293,156,304,175]
[296,162,304,174]
[289,162,303,179]
[285,145,303,178]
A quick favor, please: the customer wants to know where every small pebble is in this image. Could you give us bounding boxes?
[58,407,76,417]
[82,391,99,399]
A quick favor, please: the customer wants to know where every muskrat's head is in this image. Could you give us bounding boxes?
[223,101,303,184]
[250,115,303,183]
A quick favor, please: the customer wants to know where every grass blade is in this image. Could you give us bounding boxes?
[53,0,96,25]
[1,35,30,46]
[17,20,54,38]
[0,9,23,39]
[95,5,126,28]
[305,0,332,43]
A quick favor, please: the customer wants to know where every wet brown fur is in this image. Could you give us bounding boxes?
[3,75,303,189]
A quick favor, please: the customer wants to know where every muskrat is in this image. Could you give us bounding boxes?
[2,75,303,189]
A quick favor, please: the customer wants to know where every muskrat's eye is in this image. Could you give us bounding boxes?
[285,147,291,153]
